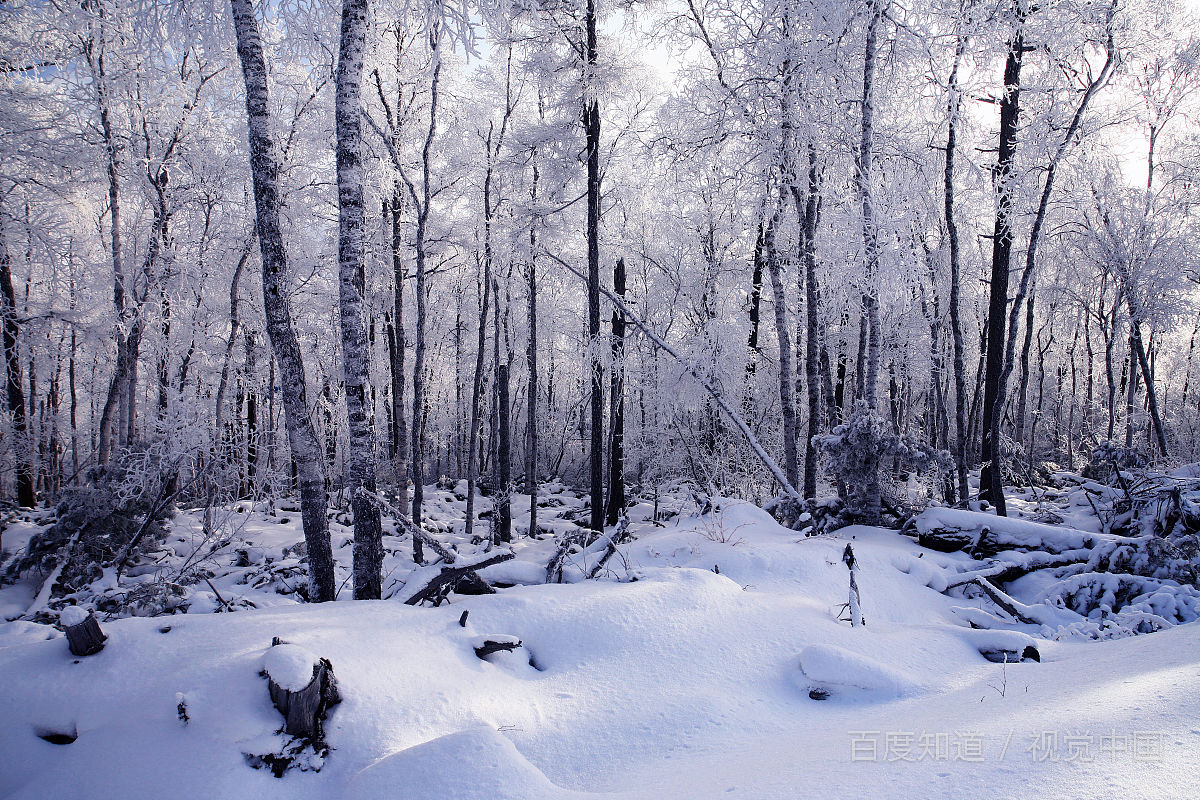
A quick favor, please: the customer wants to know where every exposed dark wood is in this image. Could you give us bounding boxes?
[474,637,522,659]
[265,647,340,742]
[65,613,107,657]
[402,551,514,606]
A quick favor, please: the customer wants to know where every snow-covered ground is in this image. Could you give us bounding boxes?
[0,493,1197,799]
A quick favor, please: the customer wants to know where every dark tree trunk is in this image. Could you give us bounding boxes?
[585,0,604,533]
[979,18,1026,517]
[335,0,384,598]
[606,257,626,526]
[943,24,970,503]
[0,221,34,507]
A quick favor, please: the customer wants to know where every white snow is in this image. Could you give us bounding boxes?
[262,643,320,691]
[57,606,89,628]
[797,643,918,696]
[0,489,1196,799]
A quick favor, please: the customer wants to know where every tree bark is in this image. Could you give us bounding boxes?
[0,219,34,507]
[335,0,384,599]
[606,257,626,525]
[585,0,605,533]
[229,0,336,601]
[943,21,970,503]
[979,15,1026,516]
[763,192,799,490]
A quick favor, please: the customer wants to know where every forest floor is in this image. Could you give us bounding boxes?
[0,480,1198,799]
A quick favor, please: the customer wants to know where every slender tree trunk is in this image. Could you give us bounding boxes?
[979,17,1026,516]
[799,145,822,500]
[335,0,384,598]
[943,21,970,503]
[606,257,626,525]
[387,193,409,512]
[744,221,766,397]
[409,30,442,559]
[230,0,336,602]
[763,192,799,489]
[849,0,885,522]
[214,236,252,451]
[465,259,490,541]
[584,0,605,532]
[526,154,540,539]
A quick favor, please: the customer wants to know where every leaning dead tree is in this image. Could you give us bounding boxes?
[543,251,803,504]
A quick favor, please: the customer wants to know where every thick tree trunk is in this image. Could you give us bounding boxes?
[230,0,335,602]
[335,0,384,599]
[0,221,34,507]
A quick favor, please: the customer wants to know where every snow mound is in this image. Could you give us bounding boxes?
[1169,462,1200,478]
[343,727,597,800]
[797,643,917,696]
[261,643,318,691]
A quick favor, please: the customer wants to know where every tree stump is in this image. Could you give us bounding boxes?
[62,609,106,657]
[264,639,340,741]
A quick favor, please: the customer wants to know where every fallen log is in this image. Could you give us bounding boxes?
[945,551,1092,589]
[403,551,515,606]
[586,517,630,579]
[360,489,457,564]
[973,577,1050,626]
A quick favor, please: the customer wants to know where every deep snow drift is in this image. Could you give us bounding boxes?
[0,494,1197,799]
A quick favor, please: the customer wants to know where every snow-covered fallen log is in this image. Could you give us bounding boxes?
[913,507,1137,557]
[402,551,515,606]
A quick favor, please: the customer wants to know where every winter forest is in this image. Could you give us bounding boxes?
[2,0,1200,796]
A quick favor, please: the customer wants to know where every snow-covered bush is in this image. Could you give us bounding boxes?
[1082,441,1150,482]
[813,401,949,525]
[5,447,182,612]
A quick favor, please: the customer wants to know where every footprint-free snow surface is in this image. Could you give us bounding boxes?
[1,499,1198,799]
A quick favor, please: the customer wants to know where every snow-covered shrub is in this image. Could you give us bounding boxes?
[1082,441,1150,482]
[813,402,949,526]
[6,448,181,610]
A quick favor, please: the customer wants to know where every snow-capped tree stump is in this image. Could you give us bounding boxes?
[61,607,106,657]
[263,639,341,741]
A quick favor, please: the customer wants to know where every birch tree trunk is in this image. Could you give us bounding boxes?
[335,0,384,598]
[229,0,336,602]
[763,193,799,490]
[943,20,971,503]
[849,0,885,523]
[387,193,409,512]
